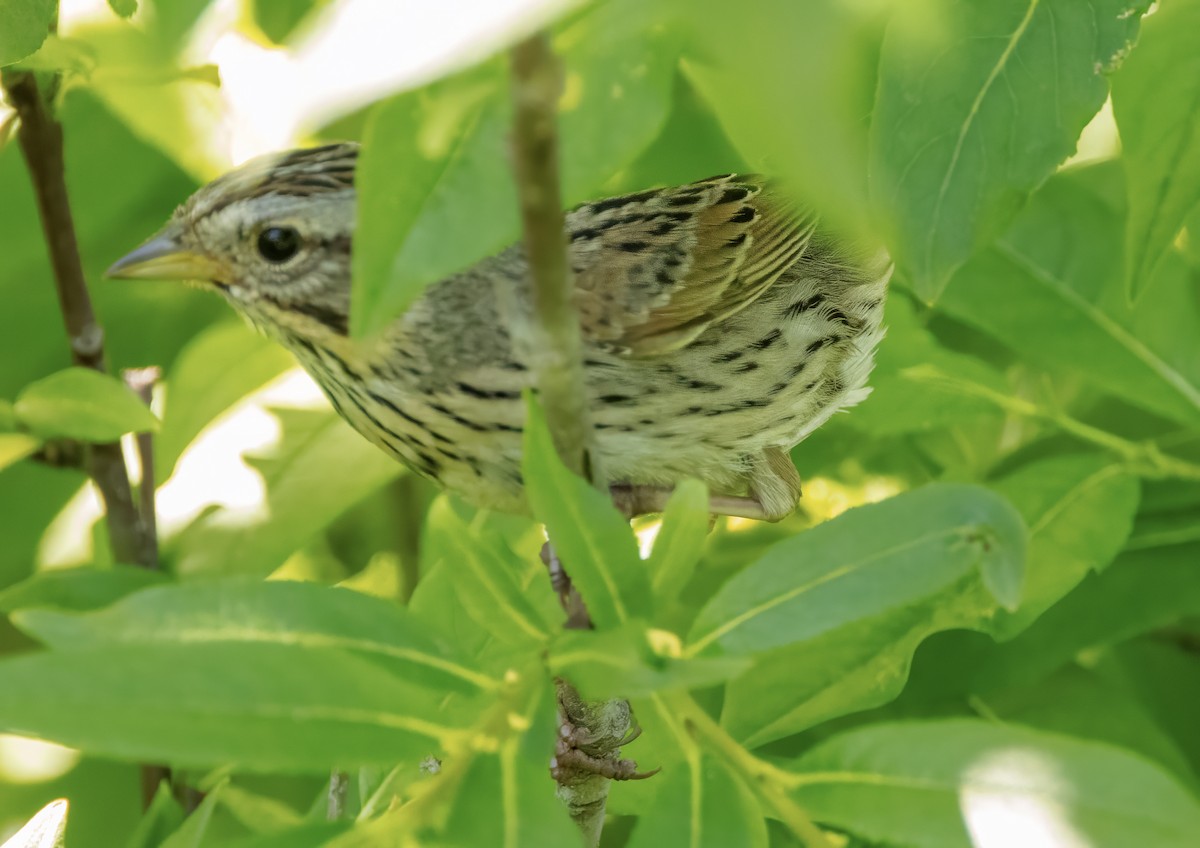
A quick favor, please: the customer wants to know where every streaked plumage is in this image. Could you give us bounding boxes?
[110,143,891,519]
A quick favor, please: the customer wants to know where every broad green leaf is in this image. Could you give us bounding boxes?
[0,643,478,771]
[351,0,680,337]
[171,407,404,576]
[159,781,223,848]
[989,454,1138,636]
[940,164,1200,427]
[0,565,166,614]
[214,782,304,834]
[789,720,1200,848]
[0,433,40,473]
[899,543,1200,707]
[846,295,1007,436]
[107,0,138,18]
[1112,0,1200,299]
[984,664,1200,789]
[15,367,159,442]
[555,0,680,201]
[626,753,767,848]
[0,799,67,848]
[351,64,510,338]
[438,509,558,646]
[0,0,55,66]
[646,478,708,602]
[414,495,557,657]
[14,579,493,693]
[549,625,748,699]
[523,396,650,629]
[871,0,1146,300]
[694,484,1026,745]
[685,0,884,234]
[158,321,292,477]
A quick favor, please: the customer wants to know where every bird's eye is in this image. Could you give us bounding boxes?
[256,226,301,263]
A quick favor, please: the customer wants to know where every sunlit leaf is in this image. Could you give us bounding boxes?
[789,720,1200,848]
[0,432,40,473]
[0,643,478,771]
[15,367,158,442]
[871,0,1147,300]
[0,0,56,67]
[0,565,166,614]
[0,799,67,848]
[14,578,493,692]
[1112,0,1200,299]
[523,395,650,629]
[158,321,292,478]
[171,407,404,576]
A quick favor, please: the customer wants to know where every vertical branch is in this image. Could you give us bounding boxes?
[509,32,639,848]
[1,69,164,807]
[508,34,593,480]
[1,70,155,571]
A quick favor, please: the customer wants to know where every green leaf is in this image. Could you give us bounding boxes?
[250,0,331,44]
[351,64,511,338]
[14,579,493,693]
[0,0,55,66]
[789,720,1200,848]
[171,407,404,576]
[158,321,292,478]
[695,484,1026,745]
[626,754,767,848]
[939,164,1200,427]
[107,0,138,18]
[549,625,748,699]
[523,395,650,629]
[555,0,681,201]
[1112,0,1200,299]
[871,0,1146,300]
[989,454,1139,637]
[438,508,558,646]
[646,479,708,603]
[0,799,67,848]
[15,367,159,442]
[685,0,883,234]
[0,432,40,473]
[0,565,167,614]
[160,781,223,848]
[0,643,478,771]
[351,0,680,338]
[846,295,1007,436]
[222,823,351,848]
[127,780,185,848]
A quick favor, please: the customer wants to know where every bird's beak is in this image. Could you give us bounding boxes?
[106,226,225,282]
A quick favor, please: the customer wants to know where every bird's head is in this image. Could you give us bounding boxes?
[108,142,358,338]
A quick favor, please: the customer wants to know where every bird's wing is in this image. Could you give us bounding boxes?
[568,175,817,356]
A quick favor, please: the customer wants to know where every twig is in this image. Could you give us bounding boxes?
[1,70,157,569]
[509,33,593,482]
[905,365,1200,481]
[1,68,163,809]
[508,32,638,846]
[327,769,349,820]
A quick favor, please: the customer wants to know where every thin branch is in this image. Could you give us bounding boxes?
[1,70,157,569]
[2,68,164,809]
[905,365,1200,482]
[508,32,639,847]
[509,33,594,482]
